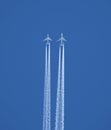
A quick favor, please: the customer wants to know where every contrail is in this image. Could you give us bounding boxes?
[55,45,61,130]
[43,42,51,130]
[55,43,65,130]
[61,44,64,130]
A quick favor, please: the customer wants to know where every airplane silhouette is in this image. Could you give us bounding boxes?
[43,34,52,44]
[58,33,66,44]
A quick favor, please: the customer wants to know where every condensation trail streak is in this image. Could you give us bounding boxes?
[43,43,51,130]
[55,45,61,130]
[61,44,64,130]
[47,43,51,130]
[43,44,47,130]
[55,44,65,130]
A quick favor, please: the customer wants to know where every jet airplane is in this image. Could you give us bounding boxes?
[58,33,66,44]
[43,34,52,44]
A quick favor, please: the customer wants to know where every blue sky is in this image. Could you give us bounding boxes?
[0,0,111,130]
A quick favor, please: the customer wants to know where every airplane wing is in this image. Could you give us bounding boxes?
[63,37,67,41]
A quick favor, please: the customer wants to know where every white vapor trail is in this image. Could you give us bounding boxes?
[55,44,65,130]
[43,43,51,130]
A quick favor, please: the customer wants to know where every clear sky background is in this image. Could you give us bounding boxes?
[0,0,111,130]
